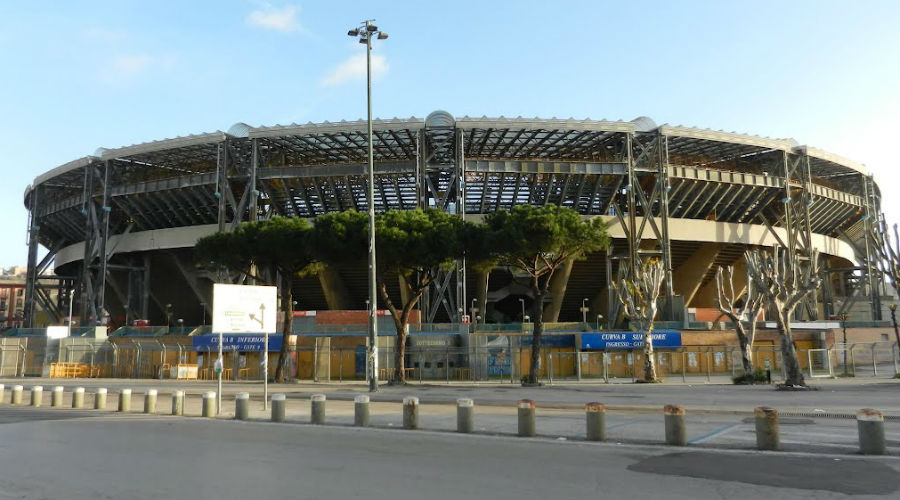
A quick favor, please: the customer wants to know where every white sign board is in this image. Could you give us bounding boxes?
[212,284,278,334]
[46,326,69,339]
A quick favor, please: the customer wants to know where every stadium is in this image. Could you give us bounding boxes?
[21,110,888,332]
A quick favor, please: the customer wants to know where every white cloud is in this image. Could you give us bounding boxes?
[246,3,301,33]
[96,54,176,85]
[320,52,388,87]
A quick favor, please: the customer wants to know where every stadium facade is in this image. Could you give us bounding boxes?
[22,111,887,329]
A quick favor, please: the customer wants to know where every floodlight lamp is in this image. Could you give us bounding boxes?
[367,24,378,32]
[348,29,359,36]
[359,37,368,44]
[377,32,388,40]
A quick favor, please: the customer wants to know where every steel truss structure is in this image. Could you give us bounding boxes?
[23,112,883,327]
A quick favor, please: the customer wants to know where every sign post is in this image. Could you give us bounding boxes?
[212,284,278,416]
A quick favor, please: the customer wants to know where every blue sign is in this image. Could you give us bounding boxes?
[487,354,511,376]
[191,334,283,352]
[581,330,681,350]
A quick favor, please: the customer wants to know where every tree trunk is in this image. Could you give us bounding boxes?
[642,323,659,382]
[274,273,292,383]
[734,323,753,375]
[527,289,546,385]
[392,319,408,384]
[778,311,806,386]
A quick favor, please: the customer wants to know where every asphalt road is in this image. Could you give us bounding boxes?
[0,407,896,500]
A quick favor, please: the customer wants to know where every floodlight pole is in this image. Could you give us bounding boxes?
[349,19,388,393]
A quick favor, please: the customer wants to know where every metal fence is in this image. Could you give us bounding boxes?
[1,338,896,383]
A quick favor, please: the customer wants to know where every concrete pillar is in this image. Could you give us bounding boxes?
[314,338,330,382]
[310,394,326,424]
[235,392,249,420]
[517,399,536,437]
[857,408,886,455]
[144,389,157,414]
[354,394,370,426]
[664,404,687,446]
[692,255,747,308]
[585,402,606,441]
[542,257,576,322]
[72,387,85,409]
[754,406,779,450]
[672,243,722,307]
[30,386,43,407]
[402,396,419,429]
[202,391,216,418]
[171,391,184,416]
[118,389,131,412]
[271,394,286,422]
[0,384,4,404]
[11,385,23,405]
[318,265,353,310]
[94,388,107,409]
[475,269,490,321]
[457,398,474,433]
[51,386,64,407]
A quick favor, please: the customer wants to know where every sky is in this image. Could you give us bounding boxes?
[0,0,898,268]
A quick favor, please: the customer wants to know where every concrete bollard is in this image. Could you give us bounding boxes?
[144,389,158,414]
[0,384,4,404]
[585,402,607,441]
[857,408,886,455]
[754,406,780,451]
[30,386,43,407]
[72,387,85,409]
[51,386,64,407]
[457,398,474,433]
[171,391,184,416]
[664,405,687,446]
[518,399,536,437]
[118,389,132,412]
[202,392,216,418]
[403,396,419,430]
[354,395,370,427]
[311,394,326,425]
[271,394,286,422]
[11,385,23,405]
[94,388,107,409]
[235,393,249,420]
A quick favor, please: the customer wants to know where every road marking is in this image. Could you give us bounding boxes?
[688,424,739,444]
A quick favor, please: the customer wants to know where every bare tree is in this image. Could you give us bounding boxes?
[744,248,821,387]
[715,265,765,376]
[869,217,900,347]
[611,259,664,383]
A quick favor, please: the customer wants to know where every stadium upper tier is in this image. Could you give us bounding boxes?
[25,112,875,266]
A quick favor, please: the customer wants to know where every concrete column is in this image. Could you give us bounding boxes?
[118,389,131,412]
[271,394,286,422]
[318,265,354,310]
[94,388,107,409]
[72,387,85,409]
[51,386,63,407]
[585,402,606,441]
[517,399,536,437]
[171,391,184,416]
[664,404,687,446]
[11,385,23,405]
[0,384,4,404]
[542,257,576,322]
[354,395,370,426]
[457,398,474,433]
[310,394,326,424]
[857,408,886,455]
[235,392,249,420]
[144,389,157,414]
[30,386,43,407]
[754,406,779,450]
[672,243,722,307]
[202,391,216,418]
[403,396,419,429]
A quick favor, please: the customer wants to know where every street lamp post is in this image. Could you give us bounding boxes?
[348,20,388,393]
[581,298,589,324]
[596,314,603,331]
[519,298,525,322]
[840,313,848,375]
[470,298,478,326]
[66,289,74,337]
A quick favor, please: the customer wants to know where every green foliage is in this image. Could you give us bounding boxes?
[732,369,768,385]
[480,205,610,278]
[194,217,316,277]
[376,208,466,281]
[311,210,369,267]
[195,230,252,273]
